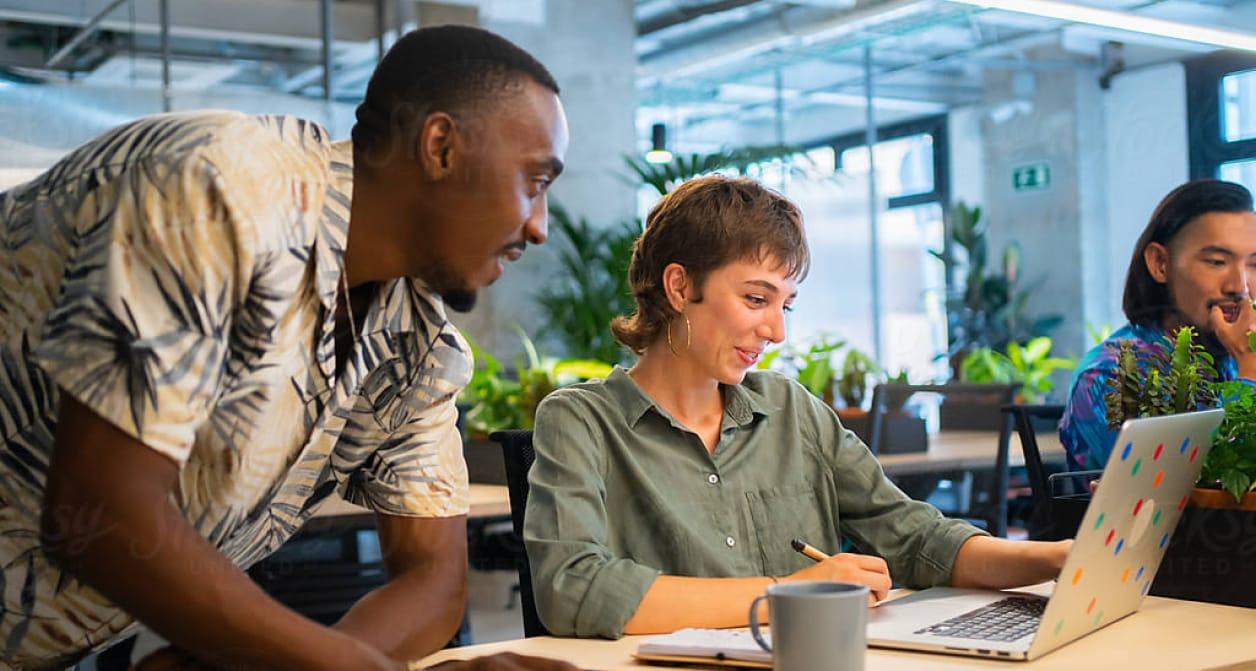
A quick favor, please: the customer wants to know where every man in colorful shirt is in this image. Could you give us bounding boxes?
[1062,180,1256,470]
[0,26,572,671]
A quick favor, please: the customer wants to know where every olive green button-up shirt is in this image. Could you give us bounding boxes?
[524,367,986,639]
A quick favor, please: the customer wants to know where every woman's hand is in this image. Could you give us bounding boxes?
[781,553,892,605]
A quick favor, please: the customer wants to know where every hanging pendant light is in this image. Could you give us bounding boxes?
[645,122,673,164]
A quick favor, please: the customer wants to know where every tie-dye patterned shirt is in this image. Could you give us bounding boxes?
[0,111,472,668]
[1060,322,1251,471]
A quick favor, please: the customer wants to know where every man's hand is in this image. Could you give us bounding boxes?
[1209,301,1256,379]
[782,553,892,606]
[428,653,581,671]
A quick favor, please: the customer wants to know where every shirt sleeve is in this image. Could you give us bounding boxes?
[336,326,472,517]
[34,156,247,466]
[1060,365,1119,471]
[523,390,661,639]
[802,390,987,589]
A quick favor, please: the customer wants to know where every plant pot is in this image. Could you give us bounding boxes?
[939,396,1007,431]
[1148,487,1256,608]
[877,412,928,454]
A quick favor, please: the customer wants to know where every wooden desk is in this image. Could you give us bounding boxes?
[305,484,511,531]
[414,592,1256,671]
[877,431,1066,477]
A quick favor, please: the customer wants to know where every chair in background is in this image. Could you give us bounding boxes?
[1002,404,1099,541]
[490,429,551,638]
[866,383,1018,532]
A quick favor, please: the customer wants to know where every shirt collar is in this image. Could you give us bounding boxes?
[314,139,446,338]
[605,366,772,429]
[313,139,354,317]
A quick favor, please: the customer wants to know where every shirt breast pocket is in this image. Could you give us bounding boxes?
[745,483,838,577]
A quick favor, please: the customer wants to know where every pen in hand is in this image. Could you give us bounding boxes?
[790,538,831,563]
[789,538,888,606]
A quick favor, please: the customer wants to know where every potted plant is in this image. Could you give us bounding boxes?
[932,202,1064,428]
[459,331,613,484]
[959,337,1076,404]
[1101,326,1256,607]
[834,348,877,442]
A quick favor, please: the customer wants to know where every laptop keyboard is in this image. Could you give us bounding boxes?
[913,597,1046,642]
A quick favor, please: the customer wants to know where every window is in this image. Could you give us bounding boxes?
[1187,53,1256,191]
[785,116,950,382]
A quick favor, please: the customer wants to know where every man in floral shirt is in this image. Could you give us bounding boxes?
[0,26,573,671]
[1062,180,1256,470]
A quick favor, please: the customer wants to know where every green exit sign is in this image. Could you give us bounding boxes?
[1012,162,1051,192]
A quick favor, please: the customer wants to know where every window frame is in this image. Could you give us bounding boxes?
[1186,51,1256,180]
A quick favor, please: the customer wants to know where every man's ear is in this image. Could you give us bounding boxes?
[661,263,690,313]
[1144,242,1170,284]
[415,112,458,180]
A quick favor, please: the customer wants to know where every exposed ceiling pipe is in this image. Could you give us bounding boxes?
[638,0,936,86]
[44,0,129,69]
[638,0,764,36]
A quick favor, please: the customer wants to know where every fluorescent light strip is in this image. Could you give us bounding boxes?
[949,0,1256,52]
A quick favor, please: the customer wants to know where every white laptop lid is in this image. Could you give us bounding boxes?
[1026,409,1223,659]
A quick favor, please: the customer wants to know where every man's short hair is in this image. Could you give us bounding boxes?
[1123,179,1254,325]
[351,25,559,164]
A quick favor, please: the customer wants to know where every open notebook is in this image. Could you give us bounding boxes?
[635,628,773,668]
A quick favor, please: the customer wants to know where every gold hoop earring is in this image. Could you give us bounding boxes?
[666,318,679,356]
[684,315,692,351]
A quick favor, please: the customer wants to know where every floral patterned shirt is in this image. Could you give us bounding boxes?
[1060,322,1251,470]
[0,111,471,668]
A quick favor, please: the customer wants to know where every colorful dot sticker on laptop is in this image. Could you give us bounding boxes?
[1086,597,1097,615]
[1154,469,1164,488]
[1136,565,1145,582]
[1153,443,1164,460]
[1189,446,1199,462]
[1133,498,1144,516]
[1159,532,1170,549]
[1093,512,1105,530]
[1121,442,1133,460]
[1121,567,1131,583]
[1072,568,1083,585]
[1114,538,1125,556]
[1152,510,1162,525]
[1105,529,1115,546]
[1180,436,1190,454]
[1131,458,1142,476]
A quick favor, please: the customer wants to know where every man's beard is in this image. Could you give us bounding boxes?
[423,260,478,313]
[442,288,478,313]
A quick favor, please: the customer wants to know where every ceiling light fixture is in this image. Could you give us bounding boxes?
[949,0,1256,52]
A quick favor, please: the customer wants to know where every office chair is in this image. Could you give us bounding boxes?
[1002,404,1098,541]
[491,429,551,638]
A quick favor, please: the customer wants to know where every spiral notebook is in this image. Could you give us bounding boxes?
[635,628,773,668]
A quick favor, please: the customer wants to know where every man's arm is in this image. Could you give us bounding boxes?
[334,513,469,661]
[43,395,401,671]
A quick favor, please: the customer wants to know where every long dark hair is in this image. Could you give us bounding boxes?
[1123,179,1254,325]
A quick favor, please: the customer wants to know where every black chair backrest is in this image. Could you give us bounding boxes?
[490,429,551,638]
[1000,404,1094,541]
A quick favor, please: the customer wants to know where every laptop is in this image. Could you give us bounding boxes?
[865,409,1223,661]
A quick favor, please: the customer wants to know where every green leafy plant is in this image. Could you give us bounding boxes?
[534,204,639,364]
[1102,326,1217,428]
[932,202,1063,374]
[1201,381,1256,502]
[461,330,613,437]
[1097,326,1256,503]
[756,335,846,405]
[959,336,1075,403]
[837,348,879,410]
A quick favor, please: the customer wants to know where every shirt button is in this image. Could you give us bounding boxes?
[726,536,736,548]
[707,473,720,485]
